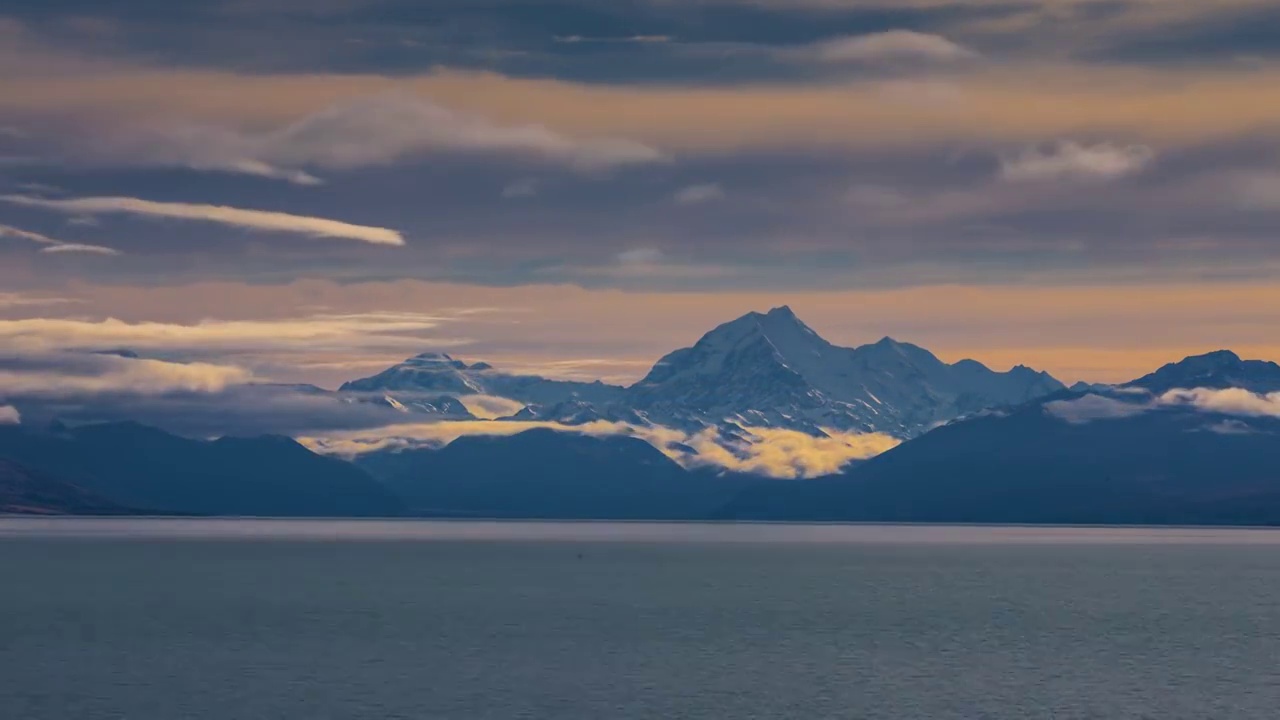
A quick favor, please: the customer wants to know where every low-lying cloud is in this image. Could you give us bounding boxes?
[1046,386,1280,424]
[0,404,18,424]
[456,395,527,420]
[679,426,900,478]
[1161,387,1280,418]
[1043,393,1152,423]
[0,353,253,397]
[301,419,899,478]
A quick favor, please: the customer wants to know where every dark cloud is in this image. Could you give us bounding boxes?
[3,0,1280,295]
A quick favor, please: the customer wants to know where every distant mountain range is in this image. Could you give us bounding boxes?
[725,382,1280,525]
[344,306,1065,439]
[3,308,1280,524]
[1124,350,1280,394]
[340,352,623,408]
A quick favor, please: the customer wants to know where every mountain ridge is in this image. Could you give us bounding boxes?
[344,306,1066,438]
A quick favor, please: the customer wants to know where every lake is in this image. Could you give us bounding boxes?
[2,519,1279,719]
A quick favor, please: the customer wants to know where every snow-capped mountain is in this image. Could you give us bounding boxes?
[626,306,1063,437]
[340,352,625,406]
[341,308,1064,438]
[1124,350,1280,394]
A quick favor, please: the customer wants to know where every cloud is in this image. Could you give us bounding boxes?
[40,243,121,255]
[6,30,1280,158]
[456,394,527,420]
[673,183,725,205]
[7,381,433,438]
[561,249,739,282]
[803,31,978,63]
[1202,419,1260,435]
[210,159,324,186]
[300,418,897,478]
[0,223,57,245]
[1043,393,1153,423]
[0,353,253,397]
[78,94,668,182]
[1045,387,1280,425]
[553,35,673,44]
[0,405,18,424]
[501,178,539,199]
[0,293,74,309]
[1,195,404,246]
[18,278,1280,391]
[0,222,119,255]
[0,313,459,356]
[1000,141,1155,181]
[257,94,668,172]
[1233,172,1280,209]
[1161,387,1280,418]
[678,426,900,478]
[618,248,665,265]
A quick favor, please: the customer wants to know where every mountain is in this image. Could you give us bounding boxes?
[504,399,651,426]
[626,306,1064,437]
[0,459,135,515]
[1125,350,1280,394]
[723,389,1280,525]
[355,428,751,519]
[340,352,625,406]
[0,422,404,517]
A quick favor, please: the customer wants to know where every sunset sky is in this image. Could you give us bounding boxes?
[4,0,1280,386]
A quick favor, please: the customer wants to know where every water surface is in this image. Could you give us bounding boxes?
[2,519,1278,719]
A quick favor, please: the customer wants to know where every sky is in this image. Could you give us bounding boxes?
[3,0,1280,387]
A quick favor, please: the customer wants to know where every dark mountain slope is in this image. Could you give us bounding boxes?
[0,422,404,517]
[0,459,134,515]
[357,428,751,519]
[723,397,1280,525]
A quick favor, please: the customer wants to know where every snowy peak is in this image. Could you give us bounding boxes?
[339,308,1066,439]
[1126,350,1280,394]
[340,353,626,406]
[628,307,1065,437]
[635,307,828,390]
[401,353,482,372]
[341,352,485,394]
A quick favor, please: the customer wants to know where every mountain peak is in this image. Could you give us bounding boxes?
[410,352,455,362]
[765,305,797,319]
[1186,349,1241,364]
[1126,348,1280,394]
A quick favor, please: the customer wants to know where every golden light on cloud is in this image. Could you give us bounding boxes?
[299,419,900,479]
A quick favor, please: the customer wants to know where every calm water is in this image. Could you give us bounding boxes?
[2,520,1280,719]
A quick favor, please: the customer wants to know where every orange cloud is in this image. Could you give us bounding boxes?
[9,279,1280,387]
